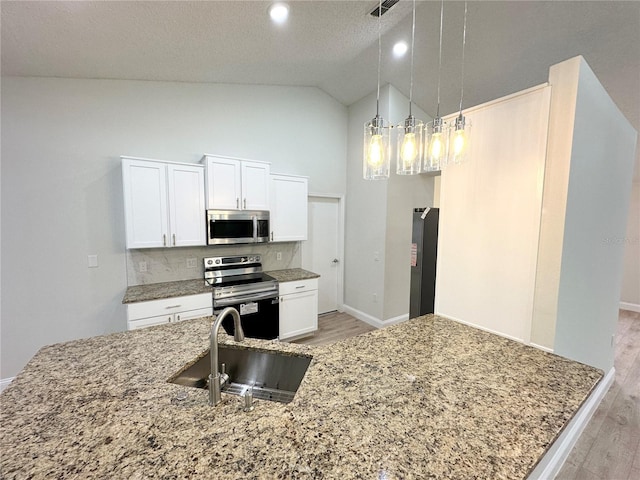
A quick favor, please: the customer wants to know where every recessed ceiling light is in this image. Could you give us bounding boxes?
[269,3,289,24]
[393,41,408,58]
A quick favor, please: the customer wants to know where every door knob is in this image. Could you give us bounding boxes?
[332,258,339,264]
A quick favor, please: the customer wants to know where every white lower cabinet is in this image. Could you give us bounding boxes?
[126,293,212,331]
[279,279,318,340]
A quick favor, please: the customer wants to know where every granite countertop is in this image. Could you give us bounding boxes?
[122,278,211,304]
[0,315,602,479]
[266,268,320,283]
[122,269,319,304]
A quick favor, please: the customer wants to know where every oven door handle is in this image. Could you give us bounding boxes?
[214,291,278,307]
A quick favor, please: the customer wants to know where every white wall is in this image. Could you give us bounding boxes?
[436,86,551,343]
[344,87,389,321]
[383,87,433,320]
[553,58,637,371]
[0,77,347,378]
[344,84,433,324]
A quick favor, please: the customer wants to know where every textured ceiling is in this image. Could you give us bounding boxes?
[2,1,639,175]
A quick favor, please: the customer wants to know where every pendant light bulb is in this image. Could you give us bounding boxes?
[368,135,385,168]
[396,0,423,176]
[364,115,390,179]
[363,0,390,180]
[449,1,472,165]
[449,113,471,164]
[401,132,418,166]
[424,117,448,172]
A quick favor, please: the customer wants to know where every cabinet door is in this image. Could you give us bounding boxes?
[279,290,318,340]
[167,164,206,247]
[205,157,241,210]
[122,159,169,248]
[241,161,270,210]
[270,175,308,242]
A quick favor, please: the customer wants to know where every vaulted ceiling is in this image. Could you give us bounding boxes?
[2,1,639,174]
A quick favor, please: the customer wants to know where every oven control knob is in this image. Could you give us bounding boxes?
[215,259,221,264]
[207,259,213,265]
[249,256,255,262]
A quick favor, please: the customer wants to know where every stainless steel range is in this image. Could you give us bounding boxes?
[204,255,279,339]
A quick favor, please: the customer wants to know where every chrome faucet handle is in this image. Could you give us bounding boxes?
[243,386,254,412]
[219,363,229,386]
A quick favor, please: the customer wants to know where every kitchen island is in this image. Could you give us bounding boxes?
[0,315,602,479]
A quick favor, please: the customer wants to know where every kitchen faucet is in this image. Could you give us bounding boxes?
[209,307,245,406]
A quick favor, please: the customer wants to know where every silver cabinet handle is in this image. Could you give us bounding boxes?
[176,315,181,322]
[271,231,274,241]
[296,285,306,289]
[165,305,182,309]
[168,316,172,323]
[236,198,239,209]
[163,234,166,246]
[173,233,176,246]
[243,198,247,209]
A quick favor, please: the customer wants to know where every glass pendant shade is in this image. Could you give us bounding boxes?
[424,117,448,172]
[449,114,471,164]
[363,115,390,180]
[396,116,423,175]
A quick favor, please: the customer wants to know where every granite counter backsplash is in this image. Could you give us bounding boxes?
[0,315,602,479]
[122,269,319,304]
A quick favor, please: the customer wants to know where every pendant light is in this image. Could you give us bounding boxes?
[396,0,423,175]
[424,0,448,172]
[363,0,390,180]
[449,1,471,164]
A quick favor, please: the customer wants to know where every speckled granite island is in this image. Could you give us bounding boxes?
[0,315,601,479]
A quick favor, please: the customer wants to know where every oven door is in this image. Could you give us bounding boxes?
[215,293,279,340]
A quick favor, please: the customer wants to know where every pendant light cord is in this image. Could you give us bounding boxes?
[458,1,467,115]
[408,0,416,116]
[376,0,382,116]
[435,0,444,118]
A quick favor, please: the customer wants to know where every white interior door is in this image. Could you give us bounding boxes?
[303,196,341,314]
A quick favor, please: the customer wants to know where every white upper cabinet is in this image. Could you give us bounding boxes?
[202,154,270,210]
[270,174,308,242]
[122,157,206,249]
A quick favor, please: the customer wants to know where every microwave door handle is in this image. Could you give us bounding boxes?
[252,215,258,242]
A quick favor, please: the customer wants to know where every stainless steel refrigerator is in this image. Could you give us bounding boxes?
[409,207,439,318]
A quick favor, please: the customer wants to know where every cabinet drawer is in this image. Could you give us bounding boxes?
[128,315,172,330]
[127,293,212,321]
[278,278,318,296]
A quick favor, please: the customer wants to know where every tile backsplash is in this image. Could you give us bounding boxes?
[126,242,302,286]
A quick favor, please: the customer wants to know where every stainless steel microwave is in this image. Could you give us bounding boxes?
[206,210,270,245]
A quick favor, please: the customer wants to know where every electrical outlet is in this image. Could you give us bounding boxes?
[276,252,282,261]
[139,261,147,273]
[186,258,197,268]
[87,255,98,268]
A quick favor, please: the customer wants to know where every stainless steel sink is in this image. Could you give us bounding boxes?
[168,346,312,404]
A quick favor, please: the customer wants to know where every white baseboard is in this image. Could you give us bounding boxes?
[0,377,15,393]
[341,304,408,329]
[530,342,555,354]
[436,312,525,344]
[528,367,615,480]
[620,302,640,313]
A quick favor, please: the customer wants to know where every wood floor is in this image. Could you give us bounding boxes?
[292,309,640,479]
[292,310,376,346]
[557,309,640,480]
